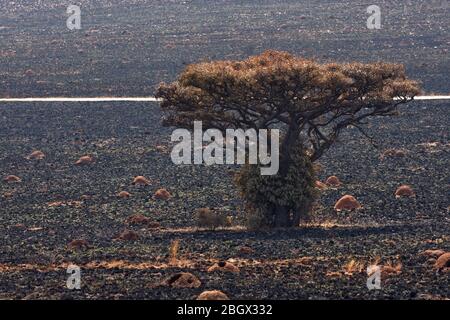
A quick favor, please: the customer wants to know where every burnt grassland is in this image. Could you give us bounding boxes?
[0,100,448,299]
[0,0,449,97]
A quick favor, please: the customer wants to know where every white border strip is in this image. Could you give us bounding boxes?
[0,97,162,102]
[411,96,450,100]
[0,96,448,102]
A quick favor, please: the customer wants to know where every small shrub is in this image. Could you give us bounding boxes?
[196,208,229,230]
[235,142,317,228]
[116,230,139,241]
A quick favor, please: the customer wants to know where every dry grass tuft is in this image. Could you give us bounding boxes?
[169,239,180,265]
[343,259,365,276]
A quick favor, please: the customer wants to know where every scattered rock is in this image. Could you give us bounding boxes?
[162,272,201,288]
[326,271,342,278]
[207,261,239,273]
[312,162,323,173]
[75,155,94,165]
[395,185,415,198]
[326,175,341,187]
[11,223,26,230]
[197,290,229,300]
[132,176,151,186]
[154,188,171,200]
[68,239,89,250]
[24,69,34,76]
[381,148,407,160]
[117,230,139,241]
[147,221,161,229]
[238,246,254,255]
[434,252,450,270]
[27,150,45,160]
[314,180,327,190]
[4,175,21,183]
[2,192,14,199]
[23,292,42,300]
[420,249,446,258]
[334,195,361,211]
[155,145,167,153]
[48,201,82,208]
[118,191,131,198]
[126,214,151,226]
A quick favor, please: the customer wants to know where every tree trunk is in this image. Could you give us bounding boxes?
[272,124,300,228]
[292,200,313,227]
[274,205,290,227]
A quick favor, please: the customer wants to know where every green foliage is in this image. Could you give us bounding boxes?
[235,142,317,229]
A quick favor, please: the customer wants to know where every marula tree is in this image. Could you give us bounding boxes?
[156,50,420,228]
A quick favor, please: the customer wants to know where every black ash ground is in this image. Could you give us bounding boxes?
[0,100,448,299]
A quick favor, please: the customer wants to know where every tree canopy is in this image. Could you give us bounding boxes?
[156,50,420,161]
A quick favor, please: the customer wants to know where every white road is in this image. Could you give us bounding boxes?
[0,96,449,103]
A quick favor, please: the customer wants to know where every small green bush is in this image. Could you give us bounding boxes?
[235,142,317,229]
